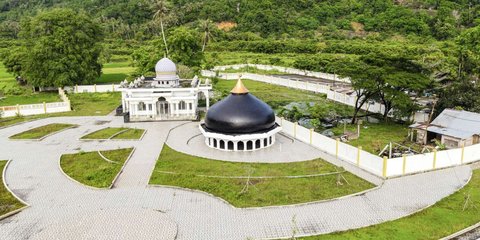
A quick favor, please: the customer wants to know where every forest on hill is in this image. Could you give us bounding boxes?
[0,0,479,116]
[0,0,479,40]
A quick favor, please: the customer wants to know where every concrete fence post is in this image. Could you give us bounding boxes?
[43,102,47,114]
[382,156,388,178]
[75,84,78,93]
[433,149,438,169]
[402,154,407,175]
[357,146,362,166]
[94,84,97,93]
[16,104,20,115]
[294,122,298,138]
[336,138,340,158]
[461,144,465,164]
[280,117,284,127]
[112,83,115,92]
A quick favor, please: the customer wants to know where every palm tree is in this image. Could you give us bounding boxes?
[198,19,216,52]
[151,0,170,56]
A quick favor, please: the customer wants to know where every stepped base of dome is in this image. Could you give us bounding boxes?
[199,124,282,152]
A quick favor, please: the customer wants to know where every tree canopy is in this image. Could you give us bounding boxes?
[3,8,104,87]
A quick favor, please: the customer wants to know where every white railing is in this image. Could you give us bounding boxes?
[277,117,385,177]
[0,88,71,118]
[202,71,385,115]
[66,84,120,93]
[278,117,480,178]
[211,64,351,83]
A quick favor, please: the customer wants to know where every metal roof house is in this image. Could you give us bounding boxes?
[410,109,480,149]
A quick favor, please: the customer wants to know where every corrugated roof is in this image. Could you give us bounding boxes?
[428,109,480,139]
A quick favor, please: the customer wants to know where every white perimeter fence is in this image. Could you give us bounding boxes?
[0,88,71,118]
[202,70,388,116]
[278,117,480,178]
[212,64,351,83]
[66,83,121,93]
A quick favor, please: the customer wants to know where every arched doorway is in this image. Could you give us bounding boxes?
[156,97,169,115]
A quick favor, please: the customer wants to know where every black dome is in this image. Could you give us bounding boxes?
[204,93,276,134]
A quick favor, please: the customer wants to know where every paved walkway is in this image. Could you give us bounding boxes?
[167,122,324,162]
[0,116,472,239]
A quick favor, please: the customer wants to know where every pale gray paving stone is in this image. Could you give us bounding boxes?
[0,116,473,240]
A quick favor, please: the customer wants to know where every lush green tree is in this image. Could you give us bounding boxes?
[167,26,204,67]
[456,25,480,81]
[360,52,431,119]
[132,39,166,75]
[436,81,480,114]
[3,9,104,87]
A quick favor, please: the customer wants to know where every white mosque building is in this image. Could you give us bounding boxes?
[119,57,211,122]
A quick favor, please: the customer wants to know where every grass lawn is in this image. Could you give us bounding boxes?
[9,123,75,140]
[150,145,374,208]
[302,168,480,240]
[0,92,121,129]
[0,161,25,216]
[81,127,144,140]
[0,92,61,107]
[60,148,133,188]
[214,79,354,113]
[96,61,135,84]
[331,122,412,154]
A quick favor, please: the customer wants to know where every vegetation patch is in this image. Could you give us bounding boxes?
[0,92,120,129]
[0,161,25,217]
[214,79,354,114]
[81,127,144,140]
[331,122,414,154]
[96,61,135,84]
[9,123,75,140]
[60,148,133,188]
[0,93,61,107]
[150,145,374,208]
[301,168,480,240]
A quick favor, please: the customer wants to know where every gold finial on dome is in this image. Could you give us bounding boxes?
[230,77,249,94]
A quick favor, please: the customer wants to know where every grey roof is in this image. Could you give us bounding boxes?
[427,109,480,139]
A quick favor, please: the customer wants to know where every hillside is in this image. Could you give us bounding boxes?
[0,0,479,40]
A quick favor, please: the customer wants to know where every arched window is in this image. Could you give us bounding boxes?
[264,138,268,147]
[213,139,217,148]
[219,140,225,149]
[227,141,234,150]
[179,101,186,110]
[138,102,146,111]
[238,141,245,151]
[255,139,261,149]
[246,141,253,150]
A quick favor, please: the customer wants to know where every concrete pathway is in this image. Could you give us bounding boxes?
[0,116,472,240]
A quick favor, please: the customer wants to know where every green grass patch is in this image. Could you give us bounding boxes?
[214,79,353,113]
[62,92,121,116]
[0,92,120,129]
[96,61,135,84]
[331,122,413,154]
[302,168,480,240]
[0,161,25,216]
[0,92,61,107]
[9,123,75,139]
[81,127,144,140]
[150,145,374,207]
[60,148,133,188]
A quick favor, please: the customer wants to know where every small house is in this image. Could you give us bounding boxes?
[410,109,480,149]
